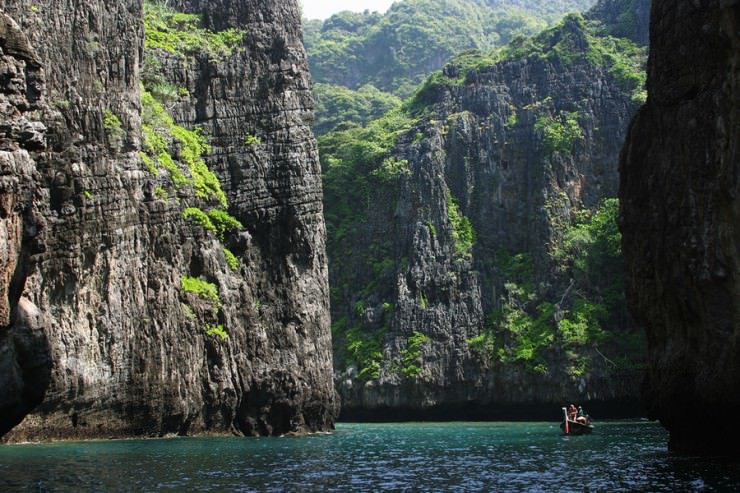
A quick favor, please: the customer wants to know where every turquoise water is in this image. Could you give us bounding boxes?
[2,421,740,492]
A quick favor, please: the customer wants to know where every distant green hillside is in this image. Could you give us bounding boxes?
[313,83,402,136]
[306,0,596,96]
[305,0,596,135]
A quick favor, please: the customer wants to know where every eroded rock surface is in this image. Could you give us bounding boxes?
[327,1,650,419]
[0,0,337,440]
[0,12,50,437]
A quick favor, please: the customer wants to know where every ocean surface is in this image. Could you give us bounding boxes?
[2,421,740,492]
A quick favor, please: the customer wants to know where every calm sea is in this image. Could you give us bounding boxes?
[2,421,739,492]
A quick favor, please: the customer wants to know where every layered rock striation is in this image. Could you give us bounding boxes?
[620,0,740,454]
[0,12,50,438]
[0,0,337,440]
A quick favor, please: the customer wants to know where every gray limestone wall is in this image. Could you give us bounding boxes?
[331,5,650,417]
[0,0,337,440]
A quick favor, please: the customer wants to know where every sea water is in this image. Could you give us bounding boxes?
[2,421,740,492]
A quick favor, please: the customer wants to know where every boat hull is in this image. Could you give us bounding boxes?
[560,420,594,435]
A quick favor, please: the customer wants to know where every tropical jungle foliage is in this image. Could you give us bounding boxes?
[306,0,596,96]
[414,13,646,107]
[306,0,597,134]
[313,83,402,136]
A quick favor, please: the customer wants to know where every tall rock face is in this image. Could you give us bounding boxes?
[0,0,337,440]
[0,12,51,438]
[620,0,740,455]
[324,1,650,419]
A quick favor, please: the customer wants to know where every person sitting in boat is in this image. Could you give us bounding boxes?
[568,404,578,421]
[576,406,589,424]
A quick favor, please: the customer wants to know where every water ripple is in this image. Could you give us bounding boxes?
[1,422,740,491]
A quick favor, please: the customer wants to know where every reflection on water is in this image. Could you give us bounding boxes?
[1,421,739,492]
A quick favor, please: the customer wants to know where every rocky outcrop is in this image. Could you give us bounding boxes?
[0,0,337,440]
[620,0,740,455]
[0,13,50,437]
[326,2,650,419]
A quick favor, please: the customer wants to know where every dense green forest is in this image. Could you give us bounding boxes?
[306,0,596,135]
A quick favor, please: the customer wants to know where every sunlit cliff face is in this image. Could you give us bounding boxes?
[0,0,337,441]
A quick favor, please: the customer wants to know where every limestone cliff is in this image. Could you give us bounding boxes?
[0,0,337,440]
[620,0,740,454]
[323,1,650,419]
[0,12,50,437]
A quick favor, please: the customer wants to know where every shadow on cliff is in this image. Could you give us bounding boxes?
[339,397,645,422]
[0,12,53,440]
[0,294,52,438]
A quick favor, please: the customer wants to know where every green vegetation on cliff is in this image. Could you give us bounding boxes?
[307,0,595,97]
[307,0,597,134]
[142,1,243,242]
[143,1,244,60]
[399,331,431,378]
[205,324,229,340]
[141,89,227,205]
[181,276,221,307]
[468,198,644,376]
[313,83,402,136]
[585,0,650,45]
[182,276,229,339]
[535,111,584,156]
[142,1,246,339]
[223,248,239,271]
[321,108,417,256]
[448,192,476,259]
[503,13,647,102]
[414,13,647,108]
[103,108,125,147]
[322,109,422,378]
[332,313,386,381]
[181,207,243,241]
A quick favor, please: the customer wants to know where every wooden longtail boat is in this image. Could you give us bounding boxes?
[560,407,594,435]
